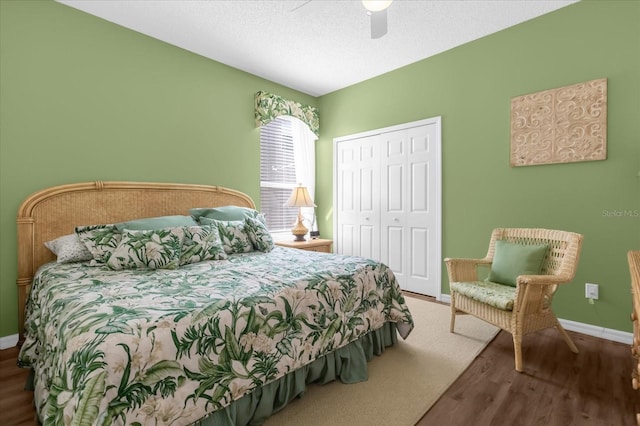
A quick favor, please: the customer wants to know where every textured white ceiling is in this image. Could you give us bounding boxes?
[58,0,577,97]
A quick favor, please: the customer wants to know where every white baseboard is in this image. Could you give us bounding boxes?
[558,318,632,345]
[0,334,19,350]
[436,294,633,345]
[438,294,451,304]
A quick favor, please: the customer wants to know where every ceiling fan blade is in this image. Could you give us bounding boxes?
[370,9,388,39]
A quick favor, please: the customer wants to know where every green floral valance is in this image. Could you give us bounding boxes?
[254,91,319,137]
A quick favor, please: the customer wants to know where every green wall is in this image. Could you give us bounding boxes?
[316,1,640,332]
[0,0,317,338]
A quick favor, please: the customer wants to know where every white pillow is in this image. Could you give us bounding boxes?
[44,234,93,263]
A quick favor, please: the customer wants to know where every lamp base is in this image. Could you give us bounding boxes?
[292,233,307,242]
[291,211,308,242]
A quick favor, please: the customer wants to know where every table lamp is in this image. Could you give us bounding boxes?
[284,184,316,241]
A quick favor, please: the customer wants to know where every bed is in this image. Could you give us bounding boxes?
[16,181,414,425]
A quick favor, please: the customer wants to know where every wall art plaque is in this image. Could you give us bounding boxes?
[510,78,607,167]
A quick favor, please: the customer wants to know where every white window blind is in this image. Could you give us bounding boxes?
[260,117,298,232]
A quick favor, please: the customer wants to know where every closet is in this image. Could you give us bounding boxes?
[333,118,441,297]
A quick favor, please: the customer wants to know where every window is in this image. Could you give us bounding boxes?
[260,117,298,233]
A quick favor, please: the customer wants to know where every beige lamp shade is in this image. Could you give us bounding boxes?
[284,185,316,208]
[284,185,316,241]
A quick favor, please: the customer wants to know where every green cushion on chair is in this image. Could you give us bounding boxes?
[451,281,516,311]
[487,240,549,287]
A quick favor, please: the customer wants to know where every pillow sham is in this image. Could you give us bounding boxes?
[487,240,549,287]
[44,233,93,263]
[107,227,185,270]
[200,217,253,254]
[180,224,228,265]
[115,215,197,232]
[190,206,265,224]
[75,224,121,264]
[244,217,274,253]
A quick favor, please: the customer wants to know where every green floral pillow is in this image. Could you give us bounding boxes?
[180,224,228,265]
[75,224,121,265]
[245,217,274,252]
[200,217,253,254]
[106,227,185,270]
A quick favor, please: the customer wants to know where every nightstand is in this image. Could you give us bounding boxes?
[275,238,333,253]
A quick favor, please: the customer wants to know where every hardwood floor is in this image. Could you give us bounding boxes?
[418,326,639,426]
[0,346,35,426]
[2,318,638,425]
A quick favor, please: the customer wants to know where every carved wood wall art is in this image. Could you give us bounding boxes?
[510,78,607,167]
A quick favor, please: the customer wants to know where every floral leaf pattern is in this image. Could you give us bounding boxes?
[106,227,184,270]
[180,224,228,265]
[19,247,413,425]
[244,217,274,252]
[69,371,105,426]
[75,224,121,264]
[205,219,253,254]
[254,91,319,137]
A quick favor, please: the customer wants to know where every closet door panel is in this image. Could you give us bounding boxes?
[339,224,357,257]
[387,163,404,212]
[404,124,438,295]
[360,168,375,212]
[380,130,407,285]
[360,225,376,260]
[357,139,380,259]
[410,226,429,280]
[384,226,405,279]
[336,143,358,257]
[335,138,380,259]
[411,162,428,212]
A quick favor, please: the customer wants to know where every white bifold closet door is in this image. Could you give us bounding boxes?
[333,118,441,298]
[335,136,380,260]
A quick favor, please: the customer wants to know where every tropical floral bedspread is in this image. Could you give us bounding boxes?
[18,247,414,425]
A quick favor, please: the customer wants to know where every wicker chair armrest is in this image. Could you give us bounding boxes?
[444,257,492,282]
[517,274,573,286]
[513,275,573,312]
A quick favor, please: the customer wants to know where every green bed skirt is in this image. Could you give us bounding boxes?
[195,322,399,426]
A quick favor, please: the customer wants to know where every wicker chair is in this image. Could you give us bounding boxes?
[445,228,584,372]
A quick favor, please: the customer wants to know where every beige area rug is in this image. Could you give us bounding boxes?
[264,296,499,426]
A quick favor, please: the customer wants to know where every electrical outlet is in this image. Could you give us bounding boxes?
[585,283,599,300]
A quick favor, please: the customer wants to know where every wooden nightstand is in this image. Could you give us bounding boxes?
[275,238,333,253]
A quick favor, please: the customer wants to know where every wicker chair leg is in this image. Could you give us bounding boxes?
[556,321,579,353]
[450,293,457,333]
[512,333,524,373]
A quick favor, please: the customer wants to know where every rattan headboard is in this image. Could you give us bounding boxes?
[16,181,255,345]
